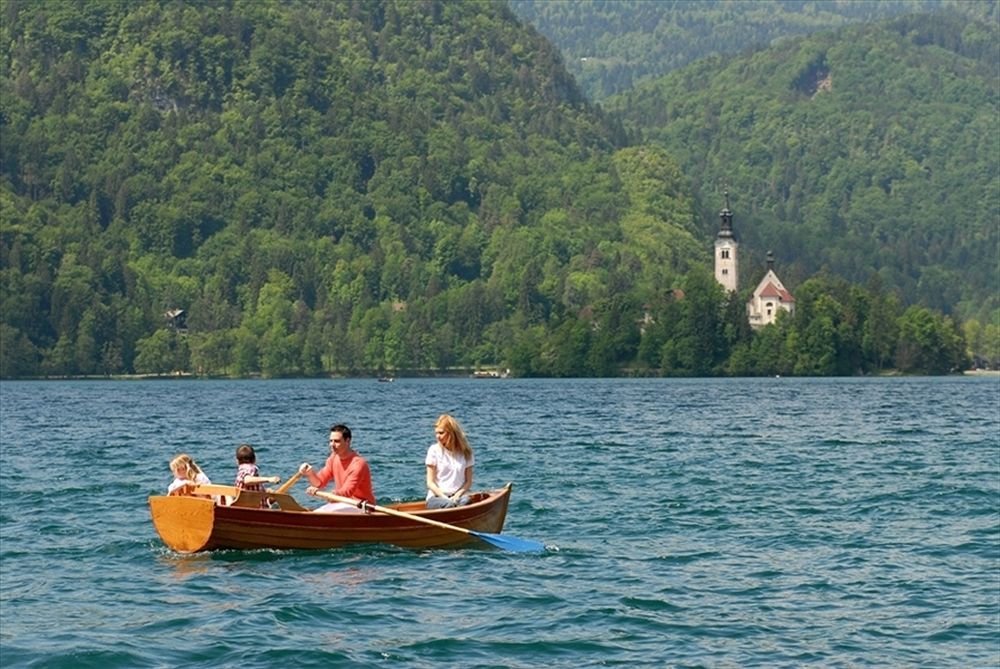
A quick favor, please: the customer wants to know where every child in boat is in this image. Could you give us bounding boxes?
[234,444,280,507]
[167,454,211,495]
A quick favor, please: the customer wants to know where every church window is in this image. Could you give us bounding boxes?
[720,249,729,259]
[721,269,728,275]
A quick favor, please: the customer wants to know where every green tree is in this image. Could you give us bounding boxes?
[0,324,39,377]
[188,330,234,376]
[862,286,902,372]
[134,329,187,374]
[546,316,591,377]
[260,323,298,377]
[743,312,796,376]
[793,300,840,375]
[894,306,967,373]
[984,321,1000,370]
[661,267,726,376]
[232,328,260,376]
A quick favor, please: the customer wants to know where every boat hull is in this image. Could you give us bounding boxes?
[149,485,512,553]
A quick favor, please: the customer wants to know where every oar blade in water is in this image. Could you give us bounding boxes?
[472,531,545,553]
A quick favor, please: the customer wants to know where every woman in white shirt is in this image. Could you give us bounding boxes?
[425,414,474,509]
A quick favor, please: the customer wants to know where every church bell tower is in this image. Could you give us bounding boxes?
[714,192,739,292]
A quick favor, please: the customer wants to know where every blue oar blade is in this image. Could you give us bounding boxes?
[471,531,545,553]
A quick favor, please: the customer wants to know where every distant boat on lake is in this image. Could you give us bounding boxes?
[472,369,510,379]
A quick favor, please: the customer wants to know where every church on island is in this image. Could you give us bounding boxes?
[713,193,795,328]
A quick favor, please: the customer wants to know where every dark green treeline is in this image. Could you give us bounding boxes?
[0,1,991,378]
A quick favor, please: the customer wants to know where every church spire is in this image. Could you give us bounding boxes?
[718,191,735,239]
[714,191,739,292]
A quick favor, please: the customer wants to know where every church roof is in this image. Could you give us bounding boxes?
[759,281,795,302]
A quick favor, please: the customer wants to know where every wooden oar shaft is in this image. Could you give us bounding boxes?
[274,469,303,495]
[311,491,473,536]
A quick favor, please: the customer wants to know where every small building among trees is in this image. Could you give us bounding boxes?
[747,252,795,329]
[164,308,187,331]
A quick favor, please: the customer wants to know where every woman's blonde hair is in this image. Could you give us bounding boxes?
[435,414,472,459]
[170,453,203,481]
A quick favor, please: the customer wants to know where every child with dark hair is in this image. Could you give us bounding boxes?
[234,444,280,507]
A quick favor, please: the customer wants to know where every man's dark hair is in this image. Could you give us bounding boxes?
[330,424,351,441]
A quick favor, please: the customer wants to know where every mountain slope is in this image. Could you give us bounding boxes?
[607,13,999,322]
[0,0,698,377]
[509,0,998,100]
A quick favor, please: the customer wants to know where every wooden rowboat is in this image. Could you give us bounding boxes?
[149,483,513,553]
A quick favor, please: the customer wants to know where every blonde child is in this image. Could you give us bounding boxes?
[167,454,211,495]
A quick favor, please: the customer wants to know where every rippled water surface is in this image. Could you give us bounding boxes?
[1,377,997,668]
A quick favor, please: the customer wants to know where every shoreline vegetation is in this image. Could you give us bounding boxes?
[1,4,995,382]
[6,368,995,382]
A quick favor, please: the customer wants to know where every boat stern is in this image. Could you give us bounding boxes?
[149,495,217,553]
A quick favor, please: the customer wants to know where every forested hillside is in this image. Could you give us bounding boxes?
[0,1,986,378]
[607,13,999,325]
[0,0,706,378]
[509,0,998,100]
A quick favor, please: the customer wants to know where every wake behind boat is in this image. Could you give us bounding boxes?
[149,483,517,553]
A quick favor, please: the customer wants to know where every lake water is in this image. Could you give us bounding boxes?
[0,377,997,668]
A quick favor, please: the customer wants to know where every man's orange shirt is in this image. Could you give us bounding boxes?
[314,451,375,504]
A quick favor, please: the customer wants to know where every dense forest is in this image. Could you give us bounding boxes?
[510,0,999,99]
[0,0,992,379]
[606,14,998,324]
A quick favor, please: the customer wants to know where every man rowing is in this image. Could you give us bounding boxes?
[300,423,376,512]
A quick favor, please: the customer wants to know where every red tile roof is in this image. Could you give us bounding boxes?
[759,281,795,302]
[759,282,782,298]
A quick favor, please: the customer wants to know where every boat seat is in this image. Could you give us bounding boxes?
[190,485,308,512]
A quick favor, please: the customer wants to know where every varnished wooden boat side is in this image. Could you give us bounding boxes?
[149,484,512,553]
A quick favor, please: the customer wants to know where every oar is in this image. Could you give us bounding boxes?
[273,469,304,495]
[310,490,544,553]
